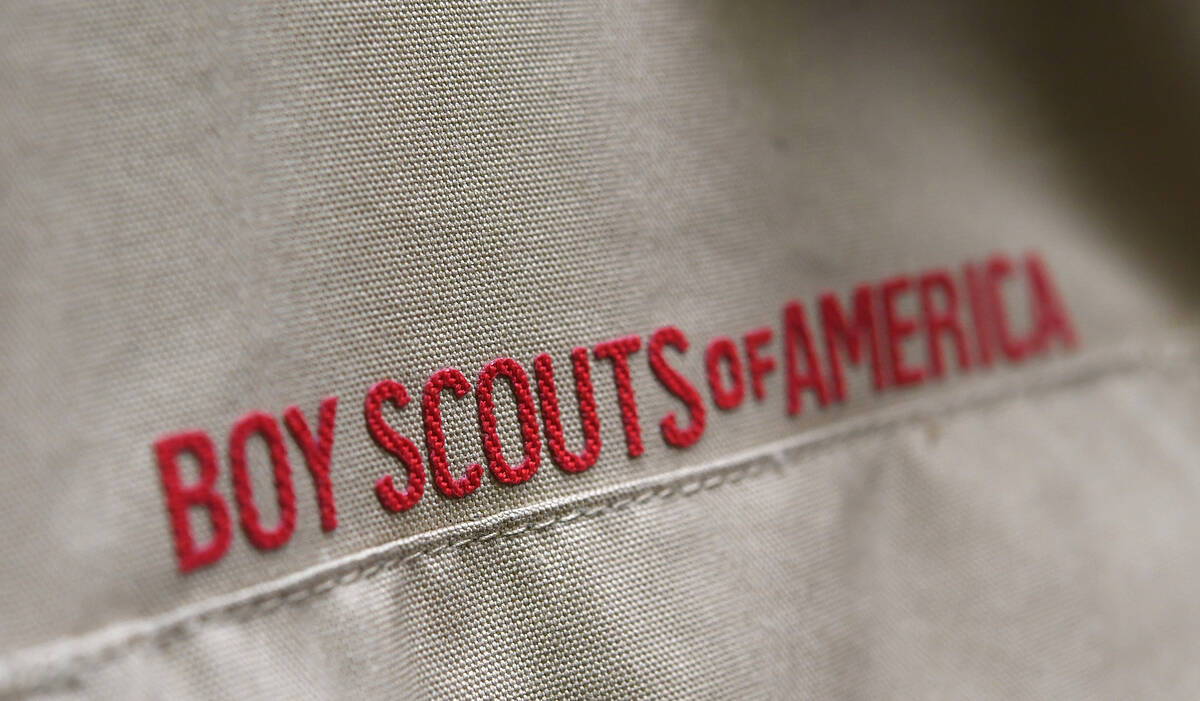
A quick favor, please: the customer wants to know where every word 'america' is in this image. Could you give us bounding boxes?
[154,251,1077,573]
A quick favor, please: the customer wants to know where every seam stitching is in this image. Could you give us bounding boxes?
[3,340,1196,697]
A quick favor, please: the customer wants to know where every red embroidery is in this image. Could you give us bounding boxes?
[990,255,1034,360]
[880,276,926,387]
[742,327,776,402]
[282,398,339,531]
[783,301,831,415]
[1024,252,1079,352]
[704,336,745,410]
[819,286,887,400]
[422,369,483,498]
[154,431,233,573]
[919,270,972,378]
[534,348,602,473]
[151,251,1080,574]
[593,335,644,458]
[963,262,995,367]
[364,381,426,513]
[476,358,541,485]
[228,412,297,550]
[647,326,706,449]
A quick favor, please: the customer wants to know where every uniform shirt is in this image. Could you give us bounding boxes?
[2,1,1199,698]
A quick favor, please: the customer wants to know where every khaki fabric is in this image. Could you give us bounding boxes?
[2,1,1199,698]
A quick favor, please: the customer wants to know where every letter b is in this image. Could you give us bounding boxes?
[154,431,233,573]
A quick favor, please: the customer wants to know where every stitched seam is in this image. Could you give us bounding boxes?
[3,339,1196,697]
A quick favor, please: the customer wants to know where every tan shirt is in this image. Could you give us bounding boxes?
[2,1,1199,698]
